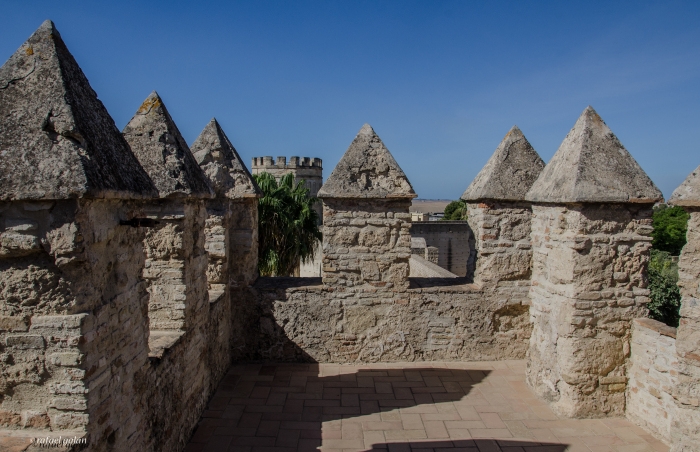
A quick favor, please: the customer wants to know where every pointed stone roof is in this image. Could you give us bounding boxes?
[0,20,156,200]
[190,118,261,199]
[669,165,700,207]
[123,92,213,198]
[461,126,544,202]
[317,124,416,199]
[526,106,663,204]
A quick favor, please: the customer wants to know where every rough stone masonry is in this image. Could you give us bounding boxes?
[238,124,537,364]
[462,125,545,348]
[0,21,259,452]
[525,106,662,418]
[1,19,700,452]
[668,165,700,452]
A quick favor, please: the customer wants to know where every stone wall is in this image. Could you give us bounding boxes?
[142,201,207,332]
[0,199,149,443]
[467,202,533,306]
[0,21,264,450]
[239,277,531,363]
[527,203,653,417]
[0,196,243,450]
[669,208,700,451]
[410,221,473,277]
[627,318,678,443]
[322,198,412,291]
[136,198,213,451]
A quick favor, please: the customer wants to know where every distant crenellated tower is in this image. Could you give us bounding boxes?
[251,156,324,276]
[251,156,323,199]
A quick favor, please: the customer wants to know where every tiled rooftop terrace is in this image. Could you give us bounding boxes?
[185,361,668,452]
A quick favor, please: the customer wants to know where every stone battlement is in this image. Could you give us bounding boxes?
[251,156,323,169]
[1,20,699,452]
[250,156,323,201]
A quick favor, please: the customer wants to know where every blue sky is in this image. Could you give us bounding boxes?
[2,1,699,199]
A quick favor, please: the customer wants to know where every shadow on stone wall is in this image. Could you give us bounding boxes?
[231,278,323,362]
[188,364,569,451]
[408,276,473,289]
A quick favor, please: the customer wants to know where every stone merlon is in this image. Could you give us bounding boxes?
[461,125,544,202]
[525,106,663,204]
[669,165,700,207]
[191,118,261,199]
[123,92,213,199]
[317,124,416,199]
[0,20,156,200]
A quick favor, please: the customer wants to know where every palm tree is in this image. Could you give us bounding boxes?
[254,172,322,276]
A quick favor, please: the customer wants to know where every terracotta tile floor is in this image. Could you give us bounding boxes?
[185,360,669,452]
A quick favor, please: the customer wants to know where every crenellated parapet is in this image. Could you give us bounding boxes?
[251,155,323,199]
[4,18,700,452]
[0,20,158,447]
[251,155,322,169]
[0,21,259,452]
[525,106,663,418]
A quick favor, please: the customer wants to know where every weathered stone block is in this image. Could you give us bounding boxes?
[49,397,87,411]
[49,352,83,367]
[30,314,90,332]
[50,412,89,429]
[0,315,29,332]
[5,334,45,349]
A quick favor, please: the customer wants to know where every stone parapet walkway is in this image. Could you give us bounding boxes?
[185,360,668,452]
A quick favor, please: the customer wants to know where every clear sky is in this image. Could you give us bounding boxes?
[2,1,699,200]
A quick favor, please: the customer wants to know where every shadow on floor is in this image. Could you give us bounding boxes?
[187,363,569,452]
[364,439,567,451]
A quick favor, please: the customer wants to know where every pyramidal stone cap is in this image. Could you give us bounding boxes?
[191,118,261,199]
[123,92,213,199]
[461,126,544,202]
[317,124,416,199]
[669,165,700,207]
[0,20,156,200]
[525,106,663,204]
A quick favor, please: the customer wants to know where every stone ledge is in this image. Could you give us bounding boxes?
[253,276,481,294]
[208,289,224,304]
[634,317,677,338]
[408,277,479,292]
[148,330,185,360]
[254,277,323,290]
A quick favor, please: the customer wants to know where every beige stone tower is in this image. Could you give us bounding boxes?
[251,155,323,219]
[317,124,416,291]
[668,167,700,452]
[524,106,663,417]
[251,156,322,196]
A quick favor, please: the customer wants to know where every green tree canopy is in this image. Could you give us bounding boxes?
[652,204,688,255]
[647,249,681,327]
[254,172,322,276]
[442,200,467,220]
